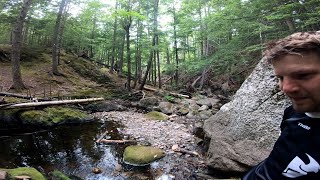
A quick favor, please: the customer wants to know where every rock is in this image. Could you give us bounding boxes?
[158,101,174,115]
[6,167,46,180]
[176,106,189,116]
[199,110,212,120]
[139,97,159,110]
[92,167,102,174]
[203,59,290,172]
[0,170,7,180]
[145,111,169,121]
[198,105,209,111]
[123,145,166,166]
[196,98,220,108]
[19,107,91,126]
[186,110,199,119]
[85,101,125,112]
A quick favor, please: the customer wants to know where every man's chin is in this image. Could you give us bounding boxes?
[292,104,316,113]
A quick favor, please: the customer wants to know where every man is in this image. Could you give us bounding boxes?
[242,31,320,179]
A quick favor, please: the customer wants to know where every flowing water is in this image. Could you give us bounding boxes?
[0,120,157,179]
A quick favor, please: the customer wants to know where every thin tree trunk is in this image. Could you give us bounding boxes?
[173,5,179,86]
[52,0,67,75]
[156,36,161,88]
[139,48,154,90]
[125,22,132,91]
[110,0,118,73]
[10,0,32,90]
[118,32,125,76]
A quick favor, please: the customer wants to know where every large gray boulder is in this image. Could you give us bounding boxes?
[203,59,290,172]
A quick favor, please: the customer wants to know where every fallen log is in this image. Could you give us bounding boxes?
[0,97,104,109]
[172,144,200,156]
[0,91,32,99]
[96,131,109,143]
[98,139,136,144]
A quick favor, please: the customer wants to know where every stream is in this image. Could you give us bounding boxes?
[0,120,159,179]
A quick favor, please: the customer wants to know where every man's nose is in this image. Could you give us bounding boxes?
[280,77,299,93]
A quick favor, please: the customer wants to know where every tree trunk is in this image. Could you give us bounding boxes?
[125,21,132,91]
[173,5,179,86]
[110,0,118,73]
[118,32,125,76]
[10,0,32,90]
[139,48,154,90]
[52,0,68,75]
[156,36,161,88]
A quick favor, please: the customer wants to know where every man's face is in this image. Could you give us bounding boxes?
[272,52,320,112]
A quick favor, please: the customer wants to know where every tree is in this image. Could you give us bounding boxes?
[110,0,119,73]
[52,0,68,75]
[10,0,33,90]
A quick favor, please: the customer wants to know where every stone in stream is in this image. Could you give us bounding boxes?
[123,145,165,166]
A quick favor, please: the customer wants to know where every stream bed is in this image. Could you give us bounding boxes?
[0,120,159,179]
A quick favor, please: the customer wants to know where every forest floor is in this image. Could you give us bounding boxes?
[0,46,239,179]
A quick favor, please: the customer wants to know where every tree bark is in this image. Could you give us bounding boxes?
[10,0,32,90]
[52,0,68,75]
[110,0,118,73]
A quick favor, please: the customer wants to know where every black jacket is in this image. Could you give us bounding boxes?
[242,106,320,180]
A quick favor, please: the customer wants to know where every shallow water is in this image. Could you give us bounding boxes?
[0,120,153,179]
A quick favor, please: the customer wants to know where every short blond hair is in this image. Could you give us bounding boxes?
[263,31,320,62]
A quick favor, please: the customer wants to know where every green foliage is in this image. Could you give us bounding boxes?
[1,0,320,91]
[164,95,175,103]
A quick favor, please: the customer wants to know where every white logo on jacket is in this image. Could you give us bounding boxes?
[282,153,320,178]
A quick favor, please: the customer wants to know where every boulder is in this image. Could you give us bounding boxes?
[158,101,174,115]
[139,97,159,110]
[203,59,290,172]
[145,111,169,121]
[196,98,220,108]
[85,101,125,112]
[5,167,45,180]
[0,170,7,180]
[123,145,165,166]
[20,107,91,126]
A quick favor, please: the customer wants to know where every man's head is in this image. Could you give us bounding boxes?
[264,32,320,112]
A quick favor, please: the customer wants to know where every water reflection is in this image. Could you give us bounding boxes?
[0,120,127,179]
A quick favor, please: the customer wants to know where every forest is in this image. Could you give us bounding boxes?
[1,0,320,179]
[2,0,320,92]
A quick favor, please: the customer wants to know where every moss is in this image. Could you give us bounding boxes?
[3,167,46,180]
[145,111,169,121]
[19,107,90,126]
[20,110,52,126]
[45,107,89,124]
[123,145,165,165]
[49,170,71,180]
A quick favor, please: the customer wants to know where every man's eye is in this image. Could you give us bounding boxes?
[295,73,312,80]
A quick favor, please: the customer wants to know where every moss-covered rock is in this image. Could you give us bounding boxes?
[49,170,71,180]
[123,145,165,166]
[145,111,169,121]
[2,167,46,180]
[20,107,91,126]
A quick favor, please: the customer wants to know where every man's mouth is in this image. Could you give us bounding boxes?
[290,96,308,102]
